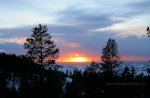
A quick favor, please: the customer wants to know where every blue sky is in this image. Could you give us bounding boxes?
[0,0,150,61]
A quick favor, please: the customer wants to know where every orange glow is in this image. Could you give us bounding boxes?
[76,54,79,57]
[56,53,93,62]
[75,57,84,62]
[65,57,89,62]
[121,56,149,61]
[55,51,150,63]
[64,53,90,62]
[56,55,149,62]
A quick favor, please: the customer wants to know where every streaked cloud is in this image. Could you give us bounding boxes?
[115,28,146,38]
[93,14,149,38]
[52,37,80,48]
[63,43,80,47]
[0,49,5,52]
[0,37,27,44]
[0,11,55,28]
[0,43,25,54]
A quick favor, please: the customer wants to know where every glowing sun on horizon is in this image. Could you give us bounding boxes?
[63,54,90,62]
[66,57,88,62]
[74,57,86,62]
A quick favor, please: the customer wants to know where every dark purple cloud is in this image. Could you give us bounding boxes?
[0,43,26,55]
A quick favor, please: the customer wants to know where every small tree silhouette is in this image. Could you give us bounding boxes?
[101,38,121,74]
[147,26,150,37]
[122,66,130,77]
[85,60,99,73]
[24,24,59,66]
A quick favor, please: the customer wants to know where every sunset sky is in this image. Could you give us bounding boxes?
[0,0,150,62]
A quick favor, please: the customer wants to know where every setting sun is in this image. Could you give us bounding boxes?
[74,57,86,62]
[65,57,89,62]
[56,52,101,62]
[57,53,90,62]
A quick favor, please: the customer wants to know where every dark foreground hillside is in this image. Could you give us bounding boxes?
[0,53,66,98]
[0,53,150,98]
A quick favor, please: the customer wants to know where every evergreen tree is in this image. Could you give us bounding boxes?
[147,26,150,37]
[24,24,59,65]
[85,60,99,73]
[101,38,121,74]
[122,66,130,77]
[131,67,135,78]
[147,68,150,76]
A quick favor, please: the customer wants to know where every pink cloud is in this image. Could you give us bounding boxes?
[0,37,27,44]
[115,28,146,38]
[52,37,80,47]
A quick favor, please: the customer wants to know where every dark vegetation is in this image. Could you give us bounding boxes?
[0,24,150,98]
[0,53,65,98]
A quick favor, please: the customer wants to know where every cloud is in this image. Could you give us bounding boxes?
[94,25,147,38]
[92,16,148,38]
[0,27,31,38]
[0,49,5,52]
[115,28,146,38]
[128,0,150,13]
[111,17,134,22]
[121,56,150,61]
[0,42,25,54]
[47,24,86,35]
[63,43,80,47]
[117,36,150,58]
[0,11,55,28]
[57,6,116,30]
[52,37,80,48]
[12,37,27,44]
[0,37,27,44]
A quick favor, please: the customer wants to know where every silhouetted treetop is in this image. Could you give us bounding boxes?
[101,38,121,73]
[24,24,59,65]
